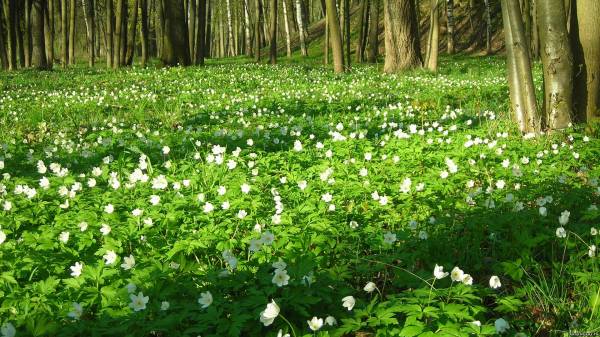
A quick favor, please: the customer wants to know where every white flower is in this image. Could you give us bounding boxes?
[104,204,114,214]
[160,301,170,311]
[103,250,117,265]
[293,140,303,151]
[342,296,355,310]
[100,223,111,236]
[364,282,377,293]
[67,302,83,320]
[59,231,70,243]
[400,177,412,193]
[378,195,389,205]
[321,192,333,203]
[297,180,307,190]
[0,230,6,245]
[260,300,280,326]
[237,209,247,219]
[198,291,213,308]
[434,264,449,279]
[121,254,135,270]
[272,269,290,287]
[277,329,290,337]
[539,206,547,217]
[126,283,137,293]
[450,267,464,282]
[150,195,160,205]
[129,292,149,311]
[241,183,251,194]
[556,227,567,238]
[462,274,473,285]
[39,176,50,189]
[559,210,570,225]
[325,316,337,326]
[0,323,16,337]
[592,227,598,236]
[70,262,83,277]
[383,231,396,245]
[151,175,168,190]
[307,316,323,331]
[162,146,170,155]
[589,245,596,258]
[440,170,449,179]
[272,260,287,270]
[494,318,510,333]
[203,202,214,213]
[2,201,12,211]
[489,275,502,289]
[132,208,143,217]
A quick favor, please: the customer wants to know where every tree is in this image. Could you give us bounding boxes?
[45,0,55,65]
[125,0,138,65]
[571,0,600,122]
[343,0,350,68]
[160,0,190,65]
[325,0,343,72]
[105,0,113,67]
[537,0,572,129]
[196,0,207,65]
[425,0,440,71]
[68,0,75,64]
[31,0,48,69]
[140,0,148,66]
[24,0,32,67]
[446,0,454,54]
[113,0,123,67]
[366,0,379,63]
[188,0,196,60]
[0,0,8,69]
[383,0,421,73]
[254,0,261,61]
[3,0,17,69]
[295,0,308,56]
[282,0,291,57]
[268,0,277,64]
[356,0,368,62]
[61,0,68,66]
[82,0,95,67]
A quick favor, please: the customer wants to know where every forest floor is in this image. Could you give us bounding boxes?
[0,56,599,336]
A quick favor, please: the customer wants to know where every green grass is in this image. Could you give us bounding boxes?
[0,55,598,337]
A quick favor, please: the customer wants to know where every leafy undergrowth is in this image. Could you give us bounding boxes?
[0,56,598,337]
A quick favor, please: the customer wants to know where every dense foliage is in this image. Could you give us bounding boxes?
[0,56,598,336]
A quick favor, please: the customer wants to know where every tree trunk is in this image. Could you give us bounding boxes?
[205,0,211,58]
[0,0,8,69]
[24,0,32,67]
[325,0,343,72]
[125,0,137,65]
[31,0,48,69]
[268,0,277,64]
[105,0,113,67]
[60,0,68,66]
[484,0,492,54]
[68,0,75,64]
[161,0,190,65]
[530,0,539,58]
[113,0,123,67]
[243,0,251,56]
[521,0,530,56]
[501,0,527,132]
[324,2,328,64]
[537,0,573,129]
[343,0,350,68]
[45,0,55,65]
[3,0,17,69]
[254,0,261,60]
[82,0,94,66]
[226,0,234,56]
[140,0,148,65]
[425,0,440,71]
[571,0,600,122]
[356,0,368,62]
[296,0,307,56]
[282,0,291,57]
[503,0,538,131]
[188,0,196,60]
[446,0,454,54]
[383,0,421,73]
[367,0,379,63]
[196,0,206,64]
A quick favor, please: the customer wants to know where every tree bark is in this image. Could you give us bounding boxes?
[24,0,32,67]
[254,0,261,61]
[31,0,48,69]
[160,0,190,65]
[68,0,75,64]
[484,0,492,54]
[196,0,206,64]
[325,0,343,72]
[425,0,440,71]
[0,0,8,69]
[383,0,421,73]
[188,0,196,60]
[537,0,573,129]
[125,0,138,65]
[243,0,251,56]
[268,0,277,64]
[82,0,94,66]
[571,0,600,122]
[282,0,291,57]
[105,0,113,67]
[226,0,234,56]
[446,0,454,54]
[296,0,308,56]
[343,0,350,68]
[367,0,379,63]
[113,0,123,67]
[205,0,211,58]
[3,0,17,69]
[355,0,368,62]
[45,0,54,65]
[140,0,148,65]
[61,0,68,66]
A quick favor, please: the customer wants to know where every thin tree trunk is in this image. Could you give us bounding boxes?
[323,0,328,64]
[243,0,251,55]
[0,0,8,69]
[325,0,342,72]
[188,0,196,59]
[3,0,17,69]
[61,0,68,66]
[446,0,454,54]
[82,0,95,66]
[296,0,307,56]
[537,0,572,129]
[196,0,206,64]
[119,0,128,65]
[226,0,234,56]
[571,0,600,122]
[268,0,277,64]
[521,0,530,57]
[355,0,367,62]
[31,0,48,69]
[113,0,123,67]
[140,0,148,66]
[68,0,75,64]
[383,0,421,73]
[125,0,138,65]
[367,0,379,63]
[254,0,261,60]
[282,0,291,57]
[343,0,350,68]
[425,0,439,71]
[46,0,54,65]
[24,0,32,67]
[501,0,526,131]
[205,0,211,58]
[484,0,492,54]
[16,2,26,67]
[530,0,539,58]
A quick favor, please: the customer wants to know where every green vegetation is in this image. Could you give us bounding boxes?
[0,56,598,336]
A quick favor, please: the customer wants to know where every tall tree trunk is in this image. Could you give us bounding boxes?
[24,0,32,67]
[31,0,48,69]
[325,0,343,72]
[68,0,75,64]
[46,0,54,65]
[113,0,123,67]
[205,0,211,58]
[383,0,421,73]
[82,0,94,67]
[367,0,379,63]
[140,0,148,66]
[254,0,261,60]
[501,0,527,132]
[268,0,277,64]
[125,0,138,65]
[355,0,367,62]
[282,0,291,57]
[0,0,8,69]
[537,0,572,129]
[61,0,68,66]
[195,0,206,64]
[160,0,190,65]
[521,0,530,57]
[502,0,538,131]
[188,0,196,60]
[3,0,17,69]
[296,0,307,56]
[446,0,454,54]
[243,0,251,55]
[484,0,492,54]
[571,0,600,122]
[226,0,233,56]
[343,0,350,68]
[105,0,113,67]
[530,0,539,58]
[119,0,128,66]
[425,0,439,71]
[323,2,328,64]
[218,3,224,57]
[16,2,25,67]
